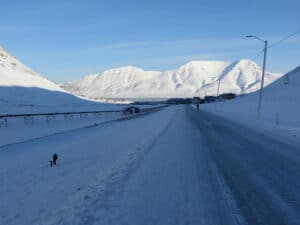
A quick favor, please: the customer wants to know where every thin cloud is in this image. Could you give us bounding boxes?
[59,53,227,76]
[126,53,227,68]
[95,41,156,50]
[91,36,300,52]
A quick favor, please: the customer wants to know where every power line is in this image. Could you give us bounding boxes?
[251,28,300,61]
[253,48,265,61]
[268,28,300,49]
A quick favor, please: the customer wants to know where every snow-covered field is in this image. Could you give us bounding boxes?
[0,107,175,225]
[1,106,299,225]
[0,104,124,115]
[0,112,122,147]
[0,104,164,146]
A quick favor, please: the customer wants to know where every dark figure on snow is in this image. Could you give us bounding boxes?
[52,153,58,166]
[196,102,200,110]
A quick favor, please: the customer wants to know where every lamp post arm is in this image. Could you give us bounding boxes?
[246,35,265,43]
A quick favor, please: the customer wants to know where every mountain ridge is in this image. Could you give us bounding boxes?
[62,59,282,99]
[0,47,94,107]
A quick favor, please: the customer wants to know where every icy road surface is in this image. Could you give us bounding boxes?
[0,106,299,225]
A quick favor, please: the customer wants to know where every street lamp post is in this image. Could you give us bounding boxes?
[216,78,221,99]
[246,35,268,120]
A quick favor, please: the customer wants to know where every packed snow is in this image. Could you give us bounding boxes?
[61,60,282,99]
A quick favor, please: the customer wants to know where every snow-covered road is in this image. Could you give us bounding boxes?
[189,108,300,225]
[1,106,299,225]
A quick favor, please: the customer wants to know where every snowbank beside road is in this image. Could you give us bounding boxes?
[0,107,176,225]
[201,65,300,143]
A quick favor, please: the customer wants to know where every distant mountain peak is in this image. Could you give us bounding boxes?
[232,59,261,68]
[179,60,229,68]
[61,59,282,99]
[102,66,144,75]
[235,58,257,63]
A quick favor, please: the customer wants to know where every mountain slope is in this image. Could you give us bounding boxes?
[61,60,282,99]
[0,47,92,107]
[0,47,63,91]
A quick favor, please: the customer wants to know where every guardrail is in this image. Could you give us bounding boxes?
[0,106,166,128]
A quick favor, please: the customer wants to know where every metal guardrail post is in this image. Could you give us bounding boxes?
[24,116,34,125]
[0,117,7,128]
[80,113,88,120]
[46,115,55,123]
[65,114,73,120]
[93,112,99,119]
[0,106,166,128]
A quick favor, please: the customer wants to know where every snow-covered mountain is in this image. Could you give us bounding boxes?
[0,47,63,91]
[0,47,93,108]
[61,60,282,99]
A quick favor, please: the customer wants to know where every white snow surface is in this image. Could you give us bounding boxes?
[0,47,108,110]
[61,60,282,99]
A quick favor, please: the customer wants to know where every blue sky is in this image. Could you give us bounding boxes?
[1,0,300,82]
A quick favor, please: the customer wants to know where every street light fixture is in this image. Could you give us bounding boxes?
[246,35,268,120]
[246,35,265,43]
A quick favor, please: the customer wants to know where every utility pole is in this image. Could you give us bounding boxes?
[216,78,221,99]
[246,35,268,120]
[257,40,268,119]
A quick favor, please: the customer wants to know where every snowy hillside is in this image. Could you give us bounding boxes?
[61,60,282,99]
[0,47,63,91]
[203,65,300,127]
[0,47,99,109]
